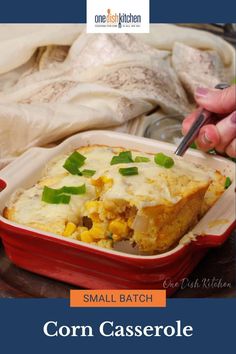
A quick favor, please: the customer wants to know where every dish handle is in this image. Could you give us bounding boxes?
[192,221,236,249]
[0,179,7,192]
[0,147,52,191]
[191,186,236,249]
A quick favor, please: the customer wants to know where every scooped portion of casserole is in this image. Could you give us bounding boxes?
[4,146,227,253]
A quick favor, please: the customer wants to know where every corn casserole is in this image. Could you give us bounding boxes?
[4,145,227,253]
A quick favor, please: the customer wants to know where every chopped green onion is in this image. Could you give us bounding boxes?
[42,186,71,204]
[61,184,86,195]
[42,184,86,204]
[154,153,174,168]
[119,167,138,176]
[81,169,96,177]
[134,156,150,163]
[190,142,197,150]
[119,151,133,159]
[63,151,86,175]
[68,151,86,166]
[224,177,232,189]
[110,151,133,165]
[63,160,82,175]
[49,194,71,204]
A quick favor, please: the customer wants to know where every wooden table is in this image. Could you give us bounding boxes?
[0,229,235,298]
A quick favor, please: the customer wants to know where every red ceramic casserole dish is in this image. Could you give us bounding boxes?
[0,131,235,296]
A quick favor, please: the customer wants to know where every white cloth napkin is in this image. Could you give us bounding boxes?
[0,24,235,169]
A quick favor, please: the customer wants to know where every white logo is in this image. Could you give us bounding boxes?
[87,0,149,33]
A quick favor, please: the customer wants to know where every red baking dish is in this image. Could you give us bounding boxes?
[0,130,235,296]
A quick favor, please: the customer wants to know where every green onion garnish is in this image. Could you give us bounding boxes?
[42,186,71,204]
[110,151,133,165]
[81,169,96,177]
[60,184,86,195]
[119,167,138,176]
[224,177,232,189]
[63,159,81,175]
[134,156,150,163]
[42,191,71,204]
[63,151,86,175]
[190,142,197,150]
[154,153,174,168]
[42,184,86,204]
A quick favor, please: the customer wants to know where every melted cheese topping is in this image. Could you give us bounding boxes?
[44,147,213,206]
[10,175,96,231]
[8,146,215,232]
[100,158,213,207]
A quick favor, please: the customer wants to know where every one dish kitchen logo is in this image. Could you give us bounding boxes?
[95,8,142,29]
[87,0,149,33]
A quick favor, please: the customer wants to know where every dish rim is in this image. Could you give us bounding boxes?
[0,130,235,261]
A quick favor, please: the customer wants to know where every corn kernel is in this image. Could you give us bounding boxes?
[77,226,88,234]
[109,219,128,236]
[101,176,113,184]
[63,222,77,237]
[91,178,102,187]
[91,212,101,222]
[89,223,106,239]
[85,200,100,212]
[91,176,113,194]
[80,231,94,243]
